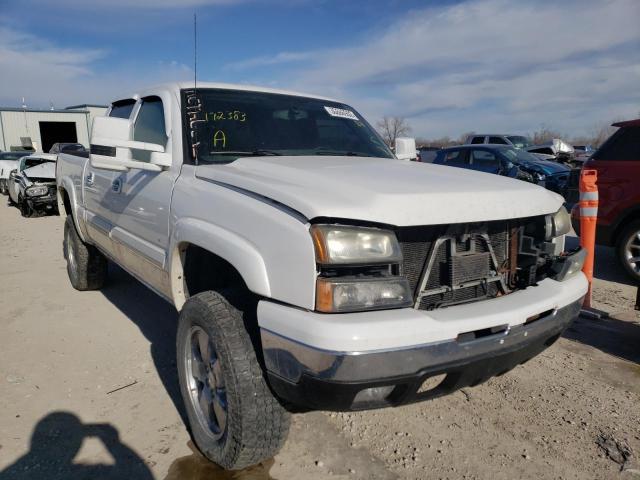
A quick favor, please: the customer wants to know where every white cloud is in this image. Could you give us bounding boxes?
[233,0,640,138]
[0,27,193,108]
[225,51,315,71]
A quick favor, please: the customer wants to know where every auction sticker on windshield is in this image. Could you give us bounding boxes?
[324,106,359,120]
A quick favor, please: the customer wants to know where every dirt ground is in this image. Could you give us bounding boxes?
[0,203,639,480]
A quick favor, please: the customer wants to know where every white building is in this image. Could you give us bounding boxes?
[0,104,108,153]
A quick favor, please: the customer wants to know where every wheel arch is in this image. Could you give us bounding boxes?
[168,218,271,310]
[611,206,640,246]
[57,179,88,242]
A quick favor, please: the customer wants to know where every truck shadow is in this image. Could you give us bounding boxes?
[99,263,188,425]
[563,313,640,365]
[0,411,153,480]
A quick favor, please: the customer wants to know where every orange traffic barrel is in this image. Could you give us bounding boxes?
[578,169,598,308]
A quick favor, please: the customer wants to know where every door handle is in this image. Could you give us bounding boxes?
[85,172,95,186]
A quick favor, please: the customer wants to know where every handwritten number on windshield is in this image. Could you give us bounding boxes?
[207,111,246,122]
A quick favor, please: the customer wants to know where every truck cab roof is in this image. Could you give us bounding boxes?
[115,82,339,104]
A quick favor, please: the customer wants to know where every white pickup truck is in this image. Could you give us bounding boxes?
[56,82,588,469]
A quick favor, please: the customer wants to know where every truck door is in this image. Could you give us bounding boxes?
[84,99,137,254]
[106,95,178,298]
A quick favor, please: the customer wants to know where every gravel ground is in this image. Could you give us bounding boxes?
[0,204,638,480]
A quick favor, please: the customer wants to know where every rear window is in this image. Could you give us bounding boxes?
[109,99,136,119]
[593,126,640,161]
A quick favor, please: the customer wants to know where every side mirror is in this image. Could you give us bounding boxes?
[395,137,417,161]
[90,116,170,172]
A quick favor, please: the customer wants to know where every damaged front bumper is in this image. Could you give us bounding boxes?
[260,272,587,411]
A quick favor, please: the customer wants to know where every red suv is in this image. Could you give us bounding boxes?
[572,119,640,281]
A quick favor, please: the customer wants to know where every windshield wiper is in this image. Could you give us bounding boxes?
[210,150,281,156]
[314,150,364,156]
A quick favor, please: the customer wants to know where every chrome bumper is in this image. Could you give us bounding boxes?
[262,298,582,384]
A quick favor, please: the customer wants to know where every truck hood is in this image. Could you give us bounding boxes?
[22,162,56,181]
[196,156,564,226]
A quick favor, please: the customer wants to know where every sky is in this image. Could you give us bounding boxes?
[1,0,639,139]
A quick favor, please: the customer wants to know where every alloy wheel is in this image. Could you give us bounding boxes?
[184,326,227,441]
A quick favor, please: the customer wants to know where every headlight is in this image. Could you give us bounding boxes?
[310,225,402,264]
[26,185,49,197]
[545,206,571,240]
[316,277,412,313]
[552,247,586,281]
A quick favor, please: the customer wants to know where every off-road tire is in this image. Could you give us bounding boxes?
[177,291,290,469]
[616,220,640,282]
[63,216,107,290]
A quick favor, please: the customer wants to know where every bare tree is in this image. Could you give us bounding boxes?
[530,126,566,145]
[377,116,412,147]
[589,121,619,148]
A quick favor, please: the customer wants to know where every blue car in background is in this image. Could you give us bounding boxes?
[433,144,571,197]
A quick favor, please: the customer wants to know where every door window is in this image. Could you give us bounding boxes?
[133,97,167,146]
[593,126,640,161]
[132,97,167,162]
[470,150,500,172]
[470,136,485,144]
[442,149,469,167]
[488,136,508,145]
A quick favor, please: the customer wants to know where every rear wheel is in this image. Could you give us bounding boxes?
[616,220,640,282]
[63,216,107,290]
[177,291,290,469]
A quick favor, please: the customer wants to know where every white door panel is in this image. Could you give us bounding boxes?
[83,165,116,251]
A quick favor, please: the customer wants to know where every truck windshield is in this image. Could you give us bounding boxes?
[183,89,394,163]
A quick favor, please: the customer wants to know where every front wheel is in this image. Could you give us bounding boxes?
[19,197,33,217]
[177,291,290,470]
[617,220,640,282]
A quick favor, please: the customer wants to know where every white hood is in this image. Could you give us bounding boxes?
[23,162,56,181]
[196,156,563,226]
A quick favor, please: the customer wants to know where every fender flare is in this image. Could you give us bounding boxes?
[168,218,271,310]
[58,177,88,242]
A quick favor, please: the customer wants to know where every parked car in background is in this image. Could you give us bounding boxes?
[573,145,594,163]
[49,143,87,155]
[526,139,578,167]
[465,134,533,149]
[571,119,640,281]
[0,151,30,195]
[433,145,571,195]
[416,146,440,163]
[8,153,58,216]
